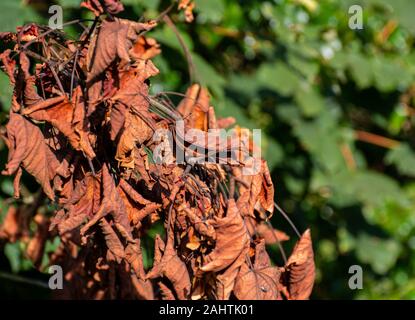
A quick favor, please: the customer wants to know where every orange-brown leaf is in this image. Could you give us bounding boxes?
[256,223,290,244]
[26,214,49,267]
[22,87,96,159]
[234,263,280,300]
[215,244,249,300]
[0,206,21,241]
[234,240,280,300]
[81,0,124,16]
[178,0,195,23]
[130,275,155,300]
[283,229,315,300]
[129,36,161,61]
[125,240,146,279]
[158,281,176,300]
[178,84,210,131]
[87,18,157,82]
[2,112,58,200]
[100,218,125,263]
[200,199,250,273]
[146,235,191,300]
[80,165,132,239]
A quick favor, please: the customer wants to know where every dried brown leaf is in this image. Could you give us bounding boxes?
[131,275,154,300]
[0,206,21,241]
[2,112,59,200]
[234,240,280,300]
[215,244,249,300]
[22,87,96,159]
[81,0,124,16]
[87,18,157,82]
[158,281,176,300]
[26,213,49,267]
[80,165,132,240]
[129,36,161,61]
[256,223,290,244]
[100,218,125,263]
[178,84,210,131]
[178,0,195,23]
[125,240,146,279]
[146,235,191,300]
[200,199,250,273]
[282,229,315,300]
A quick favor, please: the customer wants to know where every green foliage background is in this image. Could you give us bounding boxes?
[1,0,415,299]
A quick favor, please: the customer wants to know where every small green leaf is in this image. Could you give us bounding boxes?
[385,144,415,177]
[5,242,22,273]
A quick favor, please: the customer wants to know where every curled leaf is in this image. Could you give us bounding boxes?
[234,240,280,300]
[2,112,59,200]
[100,218,125,263]
[87,18,157,83]
[200,199,250,273]
[281,229,315,300]
[81,0,124,16]
[256,223,290,244]
[146,235,191,299]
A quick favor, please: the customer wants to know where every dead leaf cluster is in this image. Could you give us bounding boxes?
[0,0,315,300]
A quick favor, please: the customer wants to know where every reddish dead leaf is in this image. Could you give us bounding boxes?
[2,112,59,200]
[16,24,39,42]
[129,36,161,61]
[281,229,315,300]
[146,235,191,299]
[58,212,88,235]
[26,213,49,268]
[19,52,43,108]
[81,165,131,239]
[87,18,157,83]
[234,263,280,300]
[81,0,124,16]
[115,112,154,169]
[158,281,176,300]
[22,86,96,159]
[0,206,21,241]
[131,275,154,300]
[215,244,249,300]
[99,218,125,263]
[200,199,250,273]
[234,240,280,300]
[178,84,210,131]
[183,206,216,240]
[256,160,275,215]
[0,49,16,85]
[236,159,275,218]
[125,240,146,279]
[118,179,161,226]
[57,173,101,233]
[178,0,195,23]
[110,62,158,167]
[216,117,236,129]
[256,222,290,244]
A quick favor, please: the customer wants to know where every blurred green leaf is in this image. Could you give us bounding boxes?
[0,1,40,32]
[5,242,22,273]
[356,233,402,274]
[195,0,225,24]
[0,72,13,111]
[386,144,415,177]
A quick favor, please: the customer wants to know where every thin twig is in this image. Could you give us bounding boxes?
[274,201,301,238]
[163,15,196,84]
[265,220,287,264]
[354,130,400,149]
